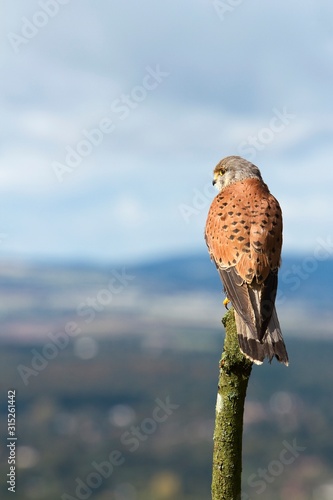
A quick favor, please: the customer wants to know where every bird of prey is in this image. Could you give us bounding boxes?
[205,156,288,365]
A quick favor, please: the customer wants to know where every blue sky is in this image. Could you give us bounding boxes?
[1,0,333,263]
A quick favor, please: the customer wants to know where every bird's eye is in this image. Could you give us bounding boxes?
[219,169,224,176]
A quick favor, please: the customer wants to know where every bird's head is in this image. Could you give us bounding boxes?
[212,156,263,191]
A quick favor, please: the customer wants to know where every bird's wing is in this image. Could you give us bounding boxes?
[205,179,282,340]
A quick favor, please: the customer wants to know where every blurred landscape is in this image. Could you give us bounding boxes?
[2,2,333,499]
[0,253,333,499]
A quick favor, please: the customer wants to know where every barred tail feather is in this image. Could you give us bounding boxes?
[235,307,288,366]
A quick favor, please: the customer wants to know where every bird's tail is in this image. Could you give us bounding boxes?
[235,306,289,365]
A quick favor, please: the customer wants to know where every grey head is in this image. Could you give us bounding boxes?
[212,156,263,191]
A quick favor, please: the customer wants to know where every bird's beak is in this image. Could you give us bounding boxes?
[212,173,219,186]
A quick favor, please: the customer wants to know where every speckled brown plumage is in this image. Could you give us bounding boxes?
[205,156,288,365]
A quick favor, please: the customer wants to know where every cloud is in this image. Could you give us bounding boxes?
[112,196,148,227]
[1,0,333,262]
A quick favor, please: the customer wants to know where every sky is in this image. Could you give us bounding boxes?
[1,0,333,264]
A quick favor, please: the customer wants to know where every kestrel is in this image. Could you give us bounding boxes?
[205,156,288,365]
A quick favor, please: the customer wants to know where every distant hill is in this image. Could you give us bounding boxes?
[128,252,333,338]
[129,252,333,306]
[0,253,332,341]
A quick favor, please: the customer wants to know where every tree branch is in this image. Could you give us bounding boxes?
[211,308,253,500]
